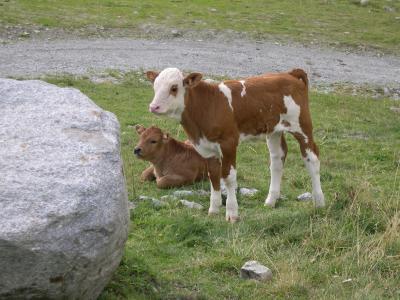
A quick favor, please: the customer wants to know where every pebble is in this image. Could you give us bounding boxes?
[138,195,167,207]
[239,188,259,197]
[179,200,204,210]
[240,261,273,282]
[390,107,400,113]
[297,192,313,201]
[173,190,195,197]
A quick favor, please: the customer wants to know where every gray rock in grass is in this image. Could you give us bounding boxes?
[0,79,129,299]
[138,195,167,207]
[179,200,204,210]
[297,192,313,201]
[239,187,259,197]
[240,261,273,282]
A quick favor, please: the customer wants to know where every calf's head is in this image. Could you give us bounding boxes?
[146,68,202,118]
[134,125,170,161]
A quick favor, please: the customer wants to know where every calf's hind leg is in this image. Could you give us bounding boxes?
[292,133,325,208]
[265,132,287,208]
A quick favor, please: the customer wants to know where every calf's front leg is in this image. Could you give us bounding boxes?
[221,143,239,223]
[141,166,156,181]
[207,158,222,215]
[156,174,187,189]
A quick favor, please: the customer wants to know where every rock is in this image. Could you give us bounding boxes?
[360,0,368,6]
[138,196,167,207]
[384,6,395,13]
[390,107,400,113]
[160,195,178,201]
[240,261,273,282]
[171,29,182,37]
[239,188,259,197]
[179,200,204,210]
[173,190,195,197]
[297,192,313,201]
[197,189,210,196]
[128,202,137,210]
[20,31,30,37]
[0,79,129,299]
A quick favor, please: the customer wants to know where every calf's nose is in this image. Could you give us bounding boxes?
[134,147,141,155]
[149,104,160,113]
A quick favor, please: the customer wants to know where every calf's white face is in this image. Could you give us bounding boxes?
[146,68,202,119]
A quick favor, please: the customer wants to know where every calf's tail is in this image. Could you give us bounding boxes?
[289,68,308,88]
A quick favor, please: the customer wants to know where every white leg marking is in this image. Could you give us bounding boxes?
[209,180,222,214]
[223,166,239,222]
[265,133,284,208]
[304,149,325,207]
[218,82,233,111]
[239,80,246,97]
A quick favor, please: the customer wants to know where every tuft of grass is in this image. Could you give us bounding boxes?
[1,0,400,52]
[44,73,400,299]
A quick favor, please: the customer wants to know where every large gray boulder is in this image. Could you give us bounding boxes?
[0,79,129,299]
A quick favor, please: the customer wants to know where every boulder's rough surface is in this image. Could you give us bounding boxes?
[0,79,129,299]
[240,261,273,282]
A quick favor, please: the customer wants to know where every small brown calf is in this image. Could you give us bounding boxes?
[134,125,207,188]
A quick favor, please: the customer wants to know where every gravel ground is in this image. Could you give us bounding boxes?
[1,36,399,90]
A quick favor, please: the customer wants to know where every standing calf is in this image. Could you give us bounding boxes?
[146,68,325,222]
[134,125,207,188]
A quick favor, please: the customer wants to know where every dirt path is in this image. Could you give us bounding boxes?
[1,37,399,88]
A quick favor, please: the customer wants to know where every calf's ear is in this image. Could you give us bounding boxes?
[135,124,146,135]
[145,71,159,83]
[183,73,203,88]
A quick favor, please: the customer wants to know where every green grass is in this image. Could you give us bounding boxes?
[44,73,400,299]
[1,0,400,52]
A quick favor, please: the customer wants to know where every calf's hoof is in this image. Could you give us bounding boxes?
[226,214,240,223]
[208,208,220,216]
[313,192,325,208]
[264,192,279,208]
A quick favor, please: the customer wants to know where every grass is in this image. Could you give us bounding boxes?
[1,0,400,52]
[44,72,400,299]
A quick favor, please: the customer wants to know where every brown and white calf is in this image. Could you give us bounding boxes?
[134,125,207,188]
[146,68,325,222]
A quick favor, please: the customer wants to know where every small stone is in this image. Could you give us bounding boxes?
[240,261,272,282]
[179,200,204,210]
[197,189,210,196]
[384,6,395,13]
[239,188,259,197]
[138,195,167,207]
[342,278,352,283]
[160,195,174,201]
[360,0,368,6]
[20,31,30,37]
[390,107,400,113]
[297,192,313,201]
[171,29,182,37]
[151,199,167,207]
[209,8,217,12]
[173,190,194,197]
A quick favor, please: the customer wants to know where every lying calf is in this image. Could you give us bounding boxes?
[134,125,207,188]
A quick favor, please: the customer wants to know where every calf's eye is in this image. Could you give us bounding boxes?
[171,86,178,93]
[150,140,157,144]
